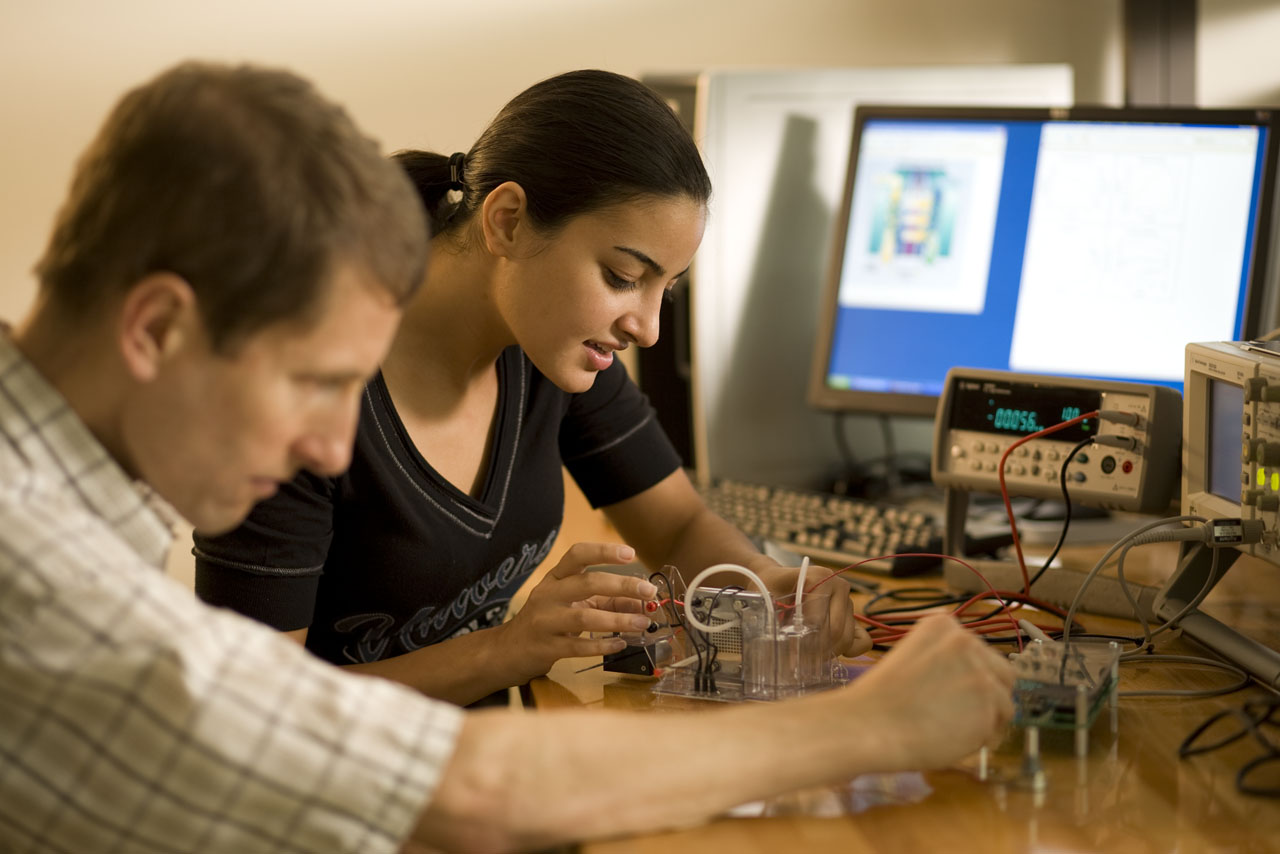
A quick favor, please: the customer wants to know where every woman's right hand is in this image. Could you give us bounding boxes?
[846,614,1016,772]
[497,542,657,683]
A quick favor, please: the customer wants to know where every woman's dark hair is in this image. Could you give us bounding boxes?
[394,69,711,236]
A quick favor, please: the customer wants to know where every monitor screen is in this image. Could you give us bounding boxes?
[808,106,1279,418]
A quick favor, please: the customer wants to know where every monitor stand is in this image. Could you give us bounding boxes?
[1153,543,1280,690]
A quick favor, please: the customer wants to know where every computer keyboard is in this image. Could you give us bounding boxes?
[699,478,1012,577]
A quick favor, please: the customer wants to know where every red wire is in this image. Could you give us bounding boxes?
[994,409,1100,594]
[808,552,1024,651]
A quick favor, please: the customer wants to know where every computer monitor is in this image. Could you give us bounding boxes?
[808,105,1280,419]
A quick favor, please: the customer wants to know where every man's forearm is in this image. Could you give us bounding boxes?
[410,691,881,853]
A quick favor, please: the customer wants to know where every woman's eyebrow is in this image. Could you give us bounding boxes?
[614,245,691,280]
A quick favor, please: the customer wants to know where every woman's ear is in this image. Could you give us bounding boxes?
[479,181,529,257]
[118,272,198,382]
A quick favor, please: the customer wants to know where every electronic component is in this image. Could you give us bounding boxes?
[1153,341,1280,689]
[650,584,846,702]
[932,368,1182,513]
[1181,340,1280,567]
[601,564,850,702]
[931,367,1183,618]
[1010,641,1120,758]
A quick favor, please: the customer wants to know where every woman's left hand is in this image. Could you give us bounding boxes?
[749,560,871,657]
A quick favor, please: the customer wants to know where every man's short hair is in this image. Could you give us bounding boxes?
[35,61,427,351]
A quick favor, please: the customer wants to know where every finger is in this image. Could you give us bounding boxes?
[563,635,648,659]
[848,624,874,656]
[547,542,636,580]
[581,595,648,614]
[542,607,652,636]
[836,616,858,657]
[549,570,657,604]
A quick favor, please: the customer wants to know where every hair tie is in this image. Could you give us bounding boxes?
[448,152,466,191]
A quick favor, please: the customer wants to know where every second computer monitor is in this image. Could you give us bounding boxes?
[808,105,1279,418]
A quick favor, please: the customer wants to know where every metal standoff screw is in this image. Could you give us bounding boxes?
[1021,726,1047,793]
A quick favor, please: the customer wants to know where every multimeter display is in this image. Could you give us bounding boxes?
[949,379,1100,440]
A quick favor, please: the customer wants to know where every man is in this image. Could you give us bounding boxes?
[0,61,1014,852]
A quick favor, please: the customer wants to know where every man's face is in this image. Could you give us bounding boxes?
[123,264,402,535]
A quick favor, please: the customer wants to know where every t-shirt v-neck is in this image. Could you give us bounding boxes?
[368,347,522,523]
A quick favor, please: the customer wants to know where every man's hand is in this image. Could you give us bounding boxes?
[846,614,1016,770]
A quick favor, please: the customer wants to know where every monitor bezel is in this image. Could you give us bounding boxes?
[806,103,1280,419]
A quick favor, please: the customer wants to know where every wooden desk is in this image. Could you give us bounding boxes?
[524,474,1280,852]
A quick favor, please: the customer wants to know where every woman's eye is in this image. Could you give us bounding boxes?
[604,268,638,290]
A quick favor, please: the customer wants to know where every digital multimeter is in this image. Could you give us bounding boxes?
[931,368,1182,514]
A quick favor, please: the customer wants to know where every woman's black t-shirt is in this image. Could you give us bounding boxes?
[193,346,680,667]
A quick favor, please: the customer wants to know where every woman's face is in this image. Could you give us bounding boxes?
[496,195,706,394]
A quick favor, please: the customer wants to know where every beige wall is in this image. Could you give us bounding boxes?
[0,0,1124,325]
[0,0,1129,584]
[1199,0,1280,106]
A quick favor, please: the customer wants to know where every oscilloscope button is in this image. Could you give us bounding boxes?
[1260,495,1280,512]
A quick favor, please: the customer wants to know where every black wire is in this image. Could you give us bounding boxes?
[1027,437,1093,589]
[1180,696,1280,797]
[864,588,971,618]
[653,570,708,688]
[700,586,742,691]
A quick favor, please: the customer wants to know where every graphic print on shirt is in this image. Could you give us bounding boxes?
[334,528,558,663]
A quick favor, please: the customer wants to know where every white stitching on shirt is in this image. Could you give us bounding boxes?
[364,355,526,539]
[561,410,655,463]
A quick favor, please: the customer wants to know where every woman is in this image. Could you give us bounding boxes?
[194,69,867,705]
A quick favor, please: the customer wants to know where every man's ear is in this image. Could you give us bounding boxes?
[118,273,198,382]
[479,181,530,258]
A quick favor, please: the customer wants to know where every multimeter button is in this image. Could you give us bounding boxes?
[1100,456,1116,474]
[1076,453,1089,464]
[950,445,965,458]
[1071,472,1087,483]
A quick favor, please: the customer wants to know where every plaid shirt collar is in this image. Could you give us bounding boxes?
[0,330,176,569]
